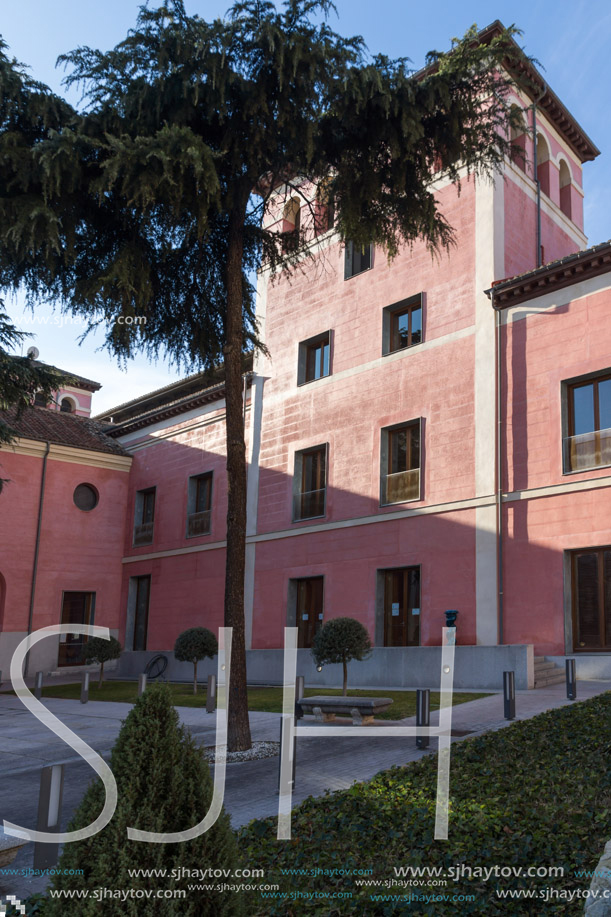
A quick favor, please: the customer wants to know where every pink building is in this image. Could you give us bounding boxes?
[0,383,132,677]
[2,23,610,687]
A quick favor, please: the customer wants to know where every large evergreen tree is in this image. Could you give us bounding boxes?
[0,2,524,749]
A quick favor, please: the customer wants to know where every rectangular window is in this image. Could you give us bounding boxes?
[383,294,423,355]
[565,372,611,472]
[293,444,327,521]
[132,575,151,652]
[58,592,95,666]
[380,420,421,505]
[133,488,156,546]
[382,567,420,647]
[344,241,372,279]
[571,548,611,650]
[186,472,212,537]
[298,332,331,385]
[292,577,324,648]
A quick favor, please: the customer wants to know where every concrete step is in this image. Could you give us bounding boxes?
[534,672,566,687]
[534,661,559,674]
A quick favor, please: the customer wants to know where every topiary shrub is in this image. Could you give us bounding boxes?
[44,683,242,916]
[84,635,122,687]
[311,617,372,695]
[174,627,218,695]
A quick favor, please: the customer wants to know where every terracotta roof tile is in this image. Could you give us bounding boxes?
[0,406,129,456]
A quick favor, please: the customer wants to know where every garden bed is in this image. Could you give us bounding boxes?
[239,692,611,915]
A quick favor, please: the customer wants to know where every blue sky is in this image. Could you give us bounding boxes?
[2,0,610,412]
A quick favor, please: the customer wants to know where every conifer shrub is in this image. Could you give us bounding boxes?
[44,683,242,916]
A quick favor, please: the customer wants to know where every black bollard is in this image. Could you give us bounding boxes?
[503,671,515,720]
[566,659,577,700]
[206,674,217,713]
[416,688,430,749]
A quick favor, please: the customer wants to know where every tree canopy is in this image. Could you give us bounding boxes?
[312,617,373,695]
[0,1,524,748]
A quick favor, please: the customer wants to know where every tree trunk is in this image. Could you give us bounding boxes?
[193,660,198,696]
[98,662,104,689]
[224,208,252,752]
[342,658,348,696]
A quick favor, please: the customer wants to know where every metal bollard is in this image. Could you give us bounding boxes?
[416,688,430,749]
[33,764,65,869]
[277,715,297,794]
[34,672,43,700]
[138,673,147,697]
[503,671,515,720]
[295,676,305,719]
[80,672,90,705]
[566,659,577,700]
[206,674,217,714]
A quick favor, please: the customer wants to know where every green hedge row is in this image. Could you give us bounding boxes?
[240,692,611,915]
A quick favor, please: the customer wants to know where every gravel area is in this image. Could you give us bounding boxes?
[202,741,280,763]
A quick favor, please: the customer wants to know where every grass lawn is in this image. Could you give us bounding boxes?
[35,680,489,719]
[239,691,611,915]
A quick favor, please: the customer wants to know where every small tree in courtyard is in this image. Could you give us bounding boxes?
[84,635,122,688]
[45,683,242,916]
[174,627,218,695]
[312,617,372,696]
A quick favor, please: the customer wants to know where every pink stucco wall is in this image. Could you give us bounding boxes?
[501,283,611,654]
[0,449,129,644]
[119,403,249,649]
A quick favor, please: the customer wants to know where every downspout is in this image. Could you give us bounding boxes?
[492,292,504,645]
[531,82,547,268]
[24,441,50,678]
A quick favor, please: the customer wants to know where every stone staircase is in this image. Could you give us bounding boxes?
[534,656,566,688]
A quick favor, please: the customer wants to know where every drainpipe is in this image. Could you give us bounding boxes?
[492,291,504,645]
[24,441,50,678]
[531,82,548,268]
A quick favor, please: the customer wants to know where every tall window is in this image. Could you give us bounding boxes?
[383,294,423,355]
[133,487,156,546]
[187,472,213,537]
[292,577,324,648]
[293,445,327,521]
[282,197,301,252]
[60,397,75,413]
[565,373,611,472]
[344,241,372,279]
[381,421,421,504]
[130,574,151,651]
[572,549,611,650]
[382,567,420,647]
[298,332,330,384]
[559,159,573,219]
[58,592,95,666]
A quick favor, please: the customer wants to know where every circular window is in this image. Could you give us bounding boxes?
[73,483,99,512]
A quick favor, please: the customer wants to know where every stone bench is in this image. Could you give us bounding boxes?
[298,696,393,725]
[0,827,29,867]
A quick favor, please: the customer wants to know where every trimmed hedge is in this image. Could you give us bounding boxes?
[240,692,611,915]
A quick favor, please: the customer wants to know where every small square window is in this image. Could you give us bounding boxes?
[344,241,373,279]
[186,472,213,537]
[383,294,423,355]
[298,332,331,385]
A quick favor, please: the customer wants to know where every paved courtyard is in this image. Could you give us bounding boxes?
[1,679,610,900]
